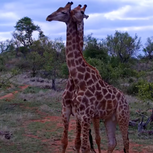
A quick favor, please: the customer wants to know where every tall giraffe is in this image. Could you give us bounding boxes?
[46,2,129,153]
[47,3,100,152]
[46,2,95,152]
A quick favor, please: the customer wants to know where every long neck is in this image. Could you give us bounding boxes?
[77,21,84,52]
[66,19,85,78]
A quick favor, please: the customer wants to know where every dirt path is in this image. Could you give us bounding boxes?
[0,85,29,100]
[23,114,151,153]
[0,86,152,152]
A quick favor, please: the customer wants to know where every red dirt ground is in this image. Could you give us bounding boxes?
[24,115,152,153]
[0,85,29,100]
[0,86,152,152]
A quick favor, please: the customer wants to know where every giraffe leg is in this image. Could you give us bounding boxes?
[81,120,90,153]
[118,116,129,153]
[74,118,81,153]
[93,119,101,153]
[61,106,71,153]
[104,117,117,153]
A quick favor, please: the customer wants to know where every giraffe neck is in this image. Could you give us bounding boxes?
[77,21,84,52]
[66,19,86,80]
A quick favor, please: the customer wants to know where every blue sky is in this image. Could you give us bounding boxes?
[0,0,153,47]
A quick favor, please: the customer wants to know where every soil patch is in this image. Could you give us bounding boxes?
[0,85,29,100]
[23,115,152,153]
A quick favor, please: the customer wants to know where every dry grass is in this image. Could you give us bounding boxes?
[0,73,153,152]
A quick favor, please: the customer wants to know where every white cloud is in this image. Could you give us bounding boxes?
[116,25,153,31]
[35,21,66,32]
[3,2,16,10]
[0,32,12,41]
[86,25,153,35]
[88,13,103,18]
[0,12,19,20]
[104,5,131,20]
[0,0,153,45]
[0,22,15,27]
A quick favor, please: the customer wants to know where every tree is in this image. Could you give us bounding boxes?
[28,37,65,90]
[0,55,5,71]
[27,50,43,77]
[0,41,6,53]
[84,34,109,63]
[143,37,153,59]
[0,39,15,53]
[42,38,65,90]
[106,31,141,63]
[12,17,41,47]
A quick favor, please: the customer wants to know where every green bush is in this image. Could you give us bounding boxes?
[0,56,6,71]
[126,79,153,100]
[61,63,69,78]
[117,63,138,78]
[126,82,139,95]
[128,78,134,83]
[126,79,145,95]
[86,58,121,85]
[138,81,153,101]
[14,58,31,70]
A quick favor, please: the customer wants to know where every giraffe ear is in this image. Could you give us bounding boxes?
[84,14,89,19]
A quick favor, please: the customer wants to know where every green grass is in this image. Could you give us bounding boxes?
[0,85,153,152]
[0,86,63,153]
[22,86,49,94]
[0,84,20,97]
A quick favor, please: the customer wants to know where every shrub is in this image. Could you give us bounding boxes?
[8,58,31,70]
[0,56,6,71]
[138,81,153,101]
[126,79,145,95]
[128,78,134,83]
[86,58,121,85]
[61,63,69,78]
[126,82,139,95]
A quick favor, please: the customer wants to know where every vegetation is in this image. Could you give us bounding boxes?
[0,16,152,96]
[143,36,153,60]
[0,16,153,152]
[106,31,141,63]
[0,16,153,94]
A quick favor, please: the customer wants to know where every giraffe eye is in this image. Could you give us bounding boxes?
[62,12,66,14]
[81,11,84,14]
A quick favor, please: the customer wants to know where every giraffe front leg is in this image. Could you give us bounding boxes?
[93,118,101,153]
[81,119,90,153]
[74,118,81,153]
[61,106,71,153]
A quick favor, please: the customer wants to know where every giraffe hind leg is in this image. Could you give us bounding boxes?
[117,111,129,153]
[93,119,101,153]
[104,117,117,153]
[118,119,129,153]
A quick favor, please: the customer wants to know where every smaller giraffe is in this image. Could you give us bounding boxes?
[71,5,101,153]
[46,2,129,153]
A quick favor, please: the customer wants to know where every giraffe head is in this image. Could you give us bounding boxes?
[46,2,89,24]
[46,2,73,23]
[71,4,89,23]
[71,4,89,32]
